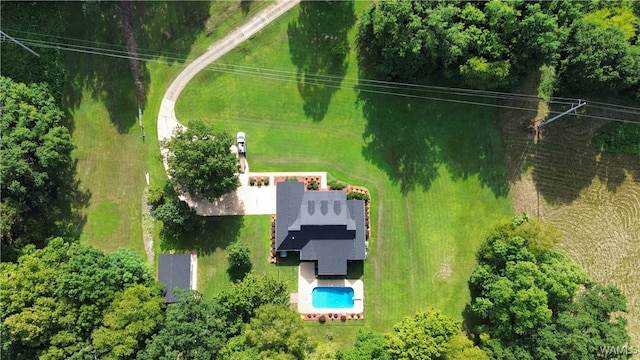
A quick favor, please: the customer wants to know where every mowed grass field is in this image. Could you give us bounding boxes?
[175,2,513,343]
[71,90,146,254]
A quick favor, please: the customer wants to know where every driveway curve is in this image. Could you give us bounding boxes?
[157,0,302,215]
[158,0,301,144]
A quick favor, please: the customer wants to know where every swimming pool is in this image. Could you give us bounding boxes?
[312,287,355,308]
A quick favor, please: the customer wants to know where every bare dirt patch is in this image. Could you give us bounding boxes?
[496,71,640,347]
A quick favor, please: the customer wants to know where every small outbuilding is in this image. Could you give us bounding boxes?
[158,254,193,303]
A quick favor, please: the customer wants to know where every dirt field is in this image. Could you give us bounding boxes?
[497,73,640,348]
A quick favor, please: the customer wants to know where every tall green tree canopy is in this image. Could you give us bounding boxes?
[164,120,239,201]
[92,284,164,360]
[215,272,289,335]
[137,290,228,360]
[1,239,160,359]
[214,272,290,336]
[357,1,569,89]
[558,19,640,95]
[336,329,390,360]
[139,273,292,360]
[0,2,69,101]
[383,308,460,360]
[220,304,315,360]
[151,197,196,239]
[0,77,77,261]
[467,216,631,359]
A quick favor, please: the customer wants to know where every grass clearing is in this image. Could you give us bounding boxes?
[175,2,513,345]
[71,90,146,255]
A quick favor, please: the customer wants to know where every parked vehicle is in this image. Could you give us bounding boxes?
[237,131,246,154]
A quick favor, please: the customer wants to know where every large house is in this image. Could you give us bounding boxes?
[275,181,366,276]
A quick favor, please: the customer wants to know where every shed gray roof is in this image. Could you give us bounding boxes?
[276,182,366,276]
[158,254,192,303]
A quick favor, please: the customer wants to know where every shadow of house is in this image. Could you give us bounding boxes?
[275,182,365,276]
[287,0,356,121]
[158,254,193,303]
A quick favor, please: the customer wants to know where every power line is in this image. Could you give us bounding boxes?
[4,33,639,124]
[5,34,550,103]
[0,30,40,57]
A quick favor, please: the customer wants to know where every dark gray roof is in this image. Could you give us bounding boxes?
[158,254,192,303]
[276,182,366,276]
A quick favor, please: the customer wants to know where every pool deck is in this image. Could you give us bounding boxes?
[297,262,364,319]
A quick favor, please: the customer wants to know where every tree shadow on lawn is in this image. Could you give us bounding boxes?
[161,215,245,256]
[240,0,253,15]
[493,73,640,206]
[227,261,252,282]
[61,1,210,133]
[358,87,509,197]
[530,104,640,205]
[287,0,356,122]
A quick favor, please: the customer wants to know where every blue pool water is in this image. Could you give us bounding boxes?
[312,287,355,308]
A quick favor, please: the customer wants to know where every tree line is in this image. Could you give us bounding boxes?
[0,77,79,262]
[357,0,640,99]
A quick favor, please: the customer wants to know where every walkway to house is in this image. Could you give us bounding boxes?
[157,0,303,216]
[180,165,327,215]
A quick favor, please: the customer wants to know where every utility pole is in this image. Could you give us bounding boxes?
[138,102,145,142]
[0,30,40,57]
[537,100,587,129]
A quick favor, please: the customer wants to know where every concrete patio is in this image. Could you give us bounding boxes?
[296,261,364,316]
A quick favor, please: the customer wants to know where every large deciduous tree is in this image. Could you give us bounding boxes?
[558,19,640,95]
[164,120,239,201]
[151,197,196,239]
[0,77,76,261]
[383,308,460,360]
[92,284,164,360]
[336,329,390,360]
[467,216,631,359]
[220,304,315,360]
[214,272,290,336]
[0,3,68,101]
[137,290,228,360]
[356,1,567,89]
[337,312,486,360]
[357,1,470,81]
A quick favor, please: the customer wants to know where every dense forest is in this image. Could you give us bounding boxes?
[357,0,640,98]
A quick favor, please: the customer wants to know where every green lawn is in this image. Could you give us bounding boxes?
[68,1,270,257]
[71,88,147,254]
[175,1,513,346]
